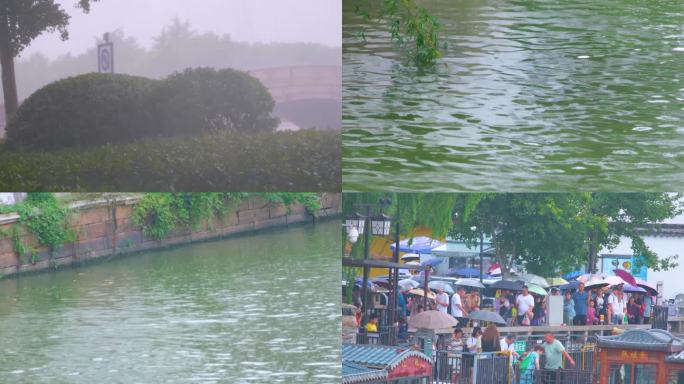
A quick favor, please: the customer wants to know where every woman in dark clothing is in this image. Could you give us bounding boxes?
[481,324,501,352]
[627,296,642,324]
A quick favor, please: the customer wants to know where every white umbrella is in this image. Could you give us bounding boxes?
[401,253,420,261]
[409,310,458,329]
[519,273,550,288]
[604,275,625,287]
[428,281,454,294]
[455,278,485,289]
[399,279,420,290]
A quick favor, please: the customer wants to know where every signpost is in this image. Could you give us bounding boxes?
[98,33,114,73]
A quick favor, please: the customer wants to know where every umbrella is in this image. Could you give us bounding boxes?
[519,273,550,288]
[354,278,374,290]
[401,253,420,261]
[526,283,548,296]
[603,276,625,287]
[429,281,454,294]
[408,310,458,329]
[563,270,583,280]
[405,261,420,266]
[399,279,420,290]
[468,310,506,325]
[635,278,658,296]
[455,278,486,289]
[576,273,608,283]
[623,284,646,293]
[421,258,445,267]
[584,277,609,289]
[390,236,445,254]
[613,269,638,286]
[408,288,436,299]
[447,267,481,278]
[546,277,568,287]
[489,280,524,291]
[559,281,580,291]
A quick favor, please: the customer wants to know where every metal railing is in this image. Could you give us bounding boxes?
[532,369,594,384]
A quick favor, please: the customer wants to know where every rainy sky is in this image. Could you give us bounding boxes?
[23,0,341,60]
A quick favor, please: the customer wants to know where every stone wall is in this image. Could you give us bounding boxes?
[0,193,341,277]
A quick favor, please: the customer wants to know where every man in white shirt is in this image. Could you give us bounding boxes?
[500,334,520,369]
[435,287,449,313]
[607,287,624,324]
[515,286,535,325]
[451,286,468,327]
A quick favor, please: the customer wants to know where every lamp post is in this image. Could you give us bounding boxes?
[471,226,484,283]
[345,198,391,330]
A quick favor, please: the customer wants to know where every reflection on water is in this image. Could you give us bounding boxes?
[343,0,684,191]
[0,221,340,383]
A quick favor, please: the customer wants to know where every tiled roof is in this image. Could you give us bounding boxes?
[666,350,684,363]
[598,329,684,352]
[342,362,388,384]
[342,344,432,370]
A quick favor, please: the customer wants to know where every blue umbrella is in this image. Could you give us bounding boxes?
[563,271,583,280]
[447,267,481,278]
[390,236,445,254]
[558,281,580,291]
[354,278,374,289]
[421,258,444,267]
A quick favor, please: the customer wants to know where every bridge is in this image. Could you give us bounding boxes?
[248,65,341,104]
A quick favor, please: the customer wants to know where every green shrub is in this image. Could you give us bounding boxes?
[150,67,279,136]
[5,73,157,150]
[0,130,340,191]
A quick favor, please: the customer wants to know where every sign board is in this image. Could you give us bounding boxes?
[98,41,114,73]
[513,340,527,354]
[423,338,432,358]
[548,295,564,325]
[601,255,647,280]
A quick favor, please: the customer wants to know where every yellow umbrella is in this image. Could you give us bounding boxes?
[408,288,436,299]
[546,277,568,287]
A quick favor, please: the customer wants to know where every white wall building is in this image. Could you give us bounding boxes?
[602,214,684,300]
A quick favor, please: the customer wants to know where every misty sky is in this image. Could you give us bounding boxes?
[23,0,341,60]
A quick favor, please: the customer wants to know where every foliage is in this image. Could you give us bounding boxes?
[9,21,339,104]
[0,130,341,191]
[150,67,279,136]
[355,0,443,67]
[260,193,321,214]
[5,73,157,150]
[344,193,681,277]
[132,192,321,241]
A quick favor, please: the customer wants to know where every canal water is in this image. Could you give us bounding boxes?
[343,0,684,191]
[0,221,340,383]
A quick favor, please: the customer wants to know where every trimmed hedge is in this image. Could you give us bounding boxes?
[4,69,278,150]
[5,73,157,150]
[0,130,340,191]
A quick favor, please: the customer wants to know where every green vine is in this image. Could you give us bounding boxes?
[132,193,320,241]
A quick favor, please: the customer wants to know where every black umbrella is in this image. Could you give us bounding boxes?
[468,310,507,325]
[489,280,524,291]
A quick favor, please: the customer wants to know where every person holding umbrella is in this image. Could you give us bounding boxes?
[435,287,449,313]
[451,286,469,327]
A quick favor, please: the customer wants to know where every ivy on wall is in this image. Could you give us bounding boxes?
[132,192,322,241]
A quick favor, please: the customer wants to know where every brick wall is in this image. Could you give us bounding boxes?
[0,193,341,277]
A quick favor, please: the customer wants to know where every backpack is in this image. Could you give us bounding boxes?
[520,353,535,371]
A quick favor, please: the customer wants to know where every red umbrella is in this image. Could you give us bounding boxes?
[613,269,637,286]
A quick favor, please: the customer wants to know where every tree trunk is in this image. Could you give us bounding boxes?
[0,14,18,120]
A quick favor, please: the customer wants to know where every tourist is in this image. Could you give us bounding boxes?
[481,324,501,352]
[366,314,379,333]
[643,294,653,324]
[607,287,624,324]
[627,296,642,324]
[572,282,589,325]
[500,334,519,360]
[496,291,512,325]
[466,290,481,312]
[532,295,546,326]
[542,332,575,371]
[451,286,469,327]
[516,286,535,326]
[519,344,544,384]
[397,287,408,319]
[466,326,482,353]
[563,290,575,326]
[449,328,464,353]
[587,300,598,325]
[435,287,449,313]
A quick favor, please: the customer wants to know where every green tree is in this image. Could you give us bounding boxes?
[0,0,98,119]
